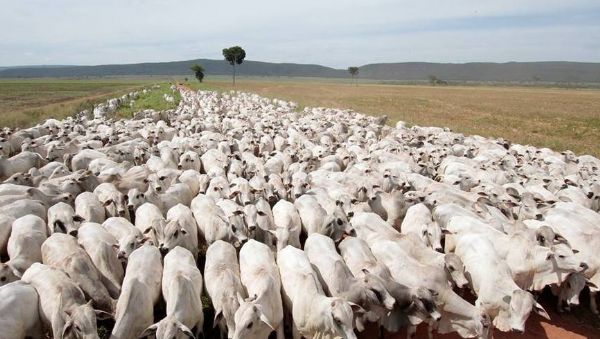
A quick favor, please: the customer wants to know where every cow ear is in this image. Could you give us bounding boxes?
[236,292,245,305]
[347,301,366,315]
[404,298,417,312]
[213,309,223,328]
[139,322,159,338]
[62,318,74,338]
[95,309,113,320]
[554,234,569,245]
[355,313,366,332]
[259,311,276,331]
[533,302,551,320]
[177,321,196,339]
[587,281,598,289]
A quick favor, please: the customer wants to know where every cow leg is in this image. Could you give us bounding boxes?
[590,291,599,315]
[427,319,435,339]
[556,296,564,313]
[51,311,65,339]
[292,322,302,339]
[378,323,385,339]
[406,325,416,339]
[276,325,285,339]
[193,321,203,339]
[444,234,456,253]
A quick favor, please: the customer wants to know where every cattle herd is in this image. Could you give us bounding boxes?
[0,86,598,339]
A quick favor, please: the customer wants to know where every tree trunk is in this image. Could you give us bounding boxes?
[232,63,236,86]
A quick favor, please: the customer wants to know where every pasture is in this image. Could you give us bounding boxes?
[0,81,599,339]
[0,79,155,127]
[189,78,600,157]
[2,78,598,158]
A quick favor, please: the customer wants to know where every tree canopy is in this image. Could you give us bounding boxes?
[223,46,246,85]
[348,67,359,85]
[223,46,246,65]
[190,64,205,82]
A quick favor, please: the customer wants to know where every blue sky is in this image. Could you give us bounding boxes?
[1,0,599,67]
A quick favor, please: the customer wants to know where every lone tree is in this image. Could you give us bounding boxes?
[428,75,438,85]
[190,64,205,83]
[348,67,359,85]
[222,46,246,85]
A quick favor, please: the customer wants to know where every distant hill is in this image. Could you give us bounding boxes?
[0,59,346,79]
[1,59,599,83]
[358,62,600,83]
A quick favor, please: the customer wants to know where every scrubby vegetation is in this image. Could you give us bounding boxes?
[115,84,181,118]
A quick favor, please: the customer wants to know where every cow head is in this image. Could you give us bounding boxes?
[140,315,196,339]
[232,297,275,339]
[444,253,469,289]
[492,289,549,333]
[329,298,357,339]
[0,263,19,287]
[62,300,111,339]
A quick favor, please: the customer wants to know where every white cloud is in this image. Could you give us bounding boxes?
[0,0,598,66]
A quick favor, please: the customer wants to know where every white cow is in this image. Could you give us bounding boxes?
[272,200,301,250]
[135,202,166,245]
[75,192,106,223]
[233,239,284,339]
[102,217,144,262]
[277,245,357,339]
[47,202,83,236]
[454,233,549,333]
[204,240,246,339]
[191,194,247,247]
[401,203,444,252]
[0,281,43,339]
[159,204,199,257]
[42,233,116,313]
[140,247,204,339]
[111,244,163,339]
[77,222,124,298]
[22,263,109,339]
[5,215,47,277]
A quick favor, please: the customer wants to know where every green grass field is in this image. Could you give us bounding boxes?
[0,79,165,127]
[114,84,182,118]
[1,77,599,157]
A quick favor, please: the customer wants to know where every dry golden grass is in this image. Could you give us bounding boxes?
[199,79,600,157]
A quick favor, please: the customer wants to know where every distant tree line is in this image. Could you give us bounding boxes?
[428,75,448,85]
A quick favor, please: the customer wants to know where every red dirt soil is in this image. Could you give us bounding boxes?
[359,295,600,339]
